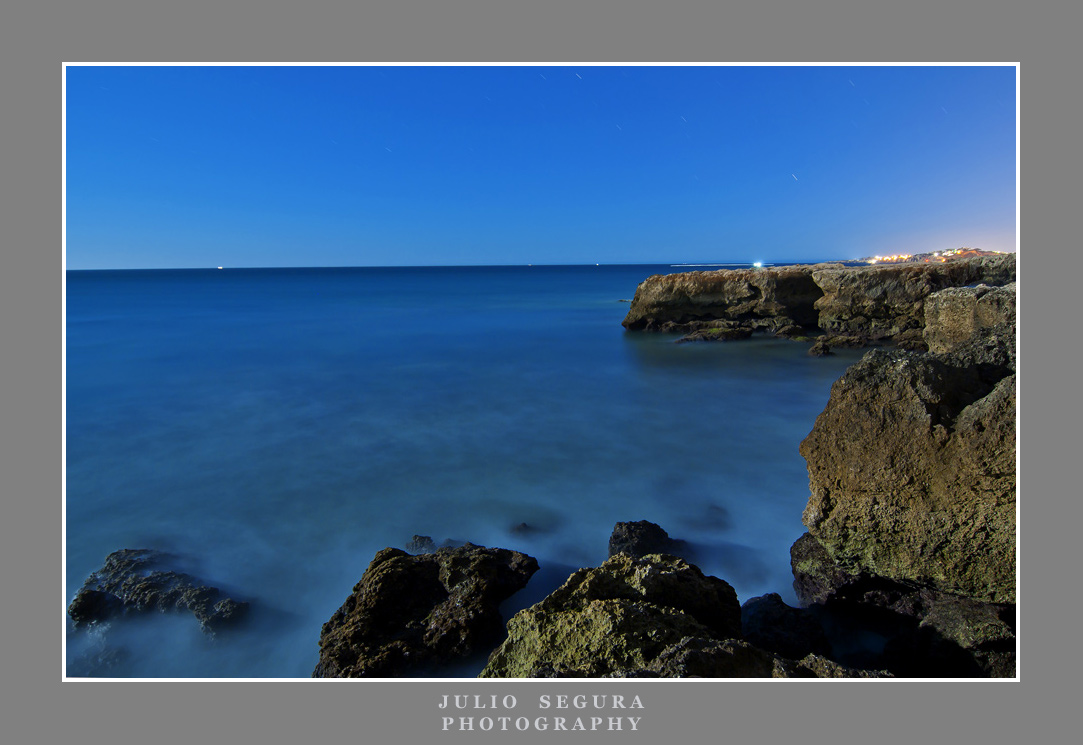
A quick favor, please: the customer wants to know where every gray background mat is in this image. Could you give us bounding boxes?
[5,0,1072,743]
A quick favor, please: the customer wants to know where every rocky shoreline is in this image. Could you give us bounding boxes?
[68,255,1016,678]
[621,254,1015,353]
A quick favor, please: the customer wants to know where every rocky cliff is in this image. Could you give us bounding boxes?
[811,255,1016,339]
[621,254,1016,344]
[620,265,823,332]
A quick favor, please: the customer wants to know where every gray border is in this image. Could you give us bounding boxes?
[6,0,1066,743]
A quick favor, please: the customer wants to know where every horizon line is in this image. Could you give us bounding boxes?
[64,259,861,272]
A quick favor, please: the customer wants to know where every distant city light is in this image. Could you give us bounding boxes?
[860,247,1004,266]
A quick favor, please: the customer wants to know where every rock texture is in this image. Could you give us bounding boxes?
[924,282,1016,354]
[798,332,1016,604]
[675,325,755,343]
[621,255,1015,345]
[910,595,1016,677]
[621,266,823,332]
[67,549,249,634]
[313,543,538,677]
[787,537,1016,677]
[480,553,742,678]
[811,255,1015,339]
[481,563,888,677]
[790,281,1016,676]
[644,638,890,678]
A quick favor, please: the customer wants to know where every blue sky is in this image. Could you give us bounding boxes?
[65,65,1017,269]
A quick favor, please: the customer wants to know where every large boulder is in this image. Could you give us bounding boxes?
[312,543,538,677]
[67,548,249,634]
[791,286,1016,677]
[621,266,823,332]
[480,554,742,678]
[811,255,1015,340]
[798,337,1015,604]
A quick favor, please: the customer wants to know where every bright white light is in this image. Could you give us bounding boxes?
[753,261,763,268]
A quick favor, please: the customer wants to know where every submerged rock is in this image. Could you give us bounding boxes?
[774,324,808,338]
[67,549,249,634]
[675,326,755,343]
[313,543,538,677]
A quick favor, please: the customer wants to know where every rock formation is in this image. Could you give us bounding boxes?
[810,255,1015,339]
[67,549,249,634]
[621,254,1015,346]
[608,520,690,560]
[642,638,889,678]
[923,282,1016,354]
[479,553,741,677]
[312,543,538,677]
[480,550,889,678]
[797,330,1015,603]
[790,280,1016,676]
[621,266,823,332]
[789,533,1015,676]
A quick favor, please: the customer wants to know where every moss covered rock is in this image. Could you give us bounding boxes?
[480,554,741,678]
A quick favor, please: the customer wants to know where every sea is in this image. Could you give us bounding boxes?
[64,263,866,678]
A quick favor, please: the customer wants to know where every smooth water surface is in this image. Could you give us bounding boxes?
[65,264,863,677]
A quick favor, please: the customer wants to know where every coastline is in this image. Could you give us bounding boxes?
[66,256,1016,678]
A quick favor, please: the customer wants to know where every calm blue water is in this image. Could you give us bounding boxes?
[65,264,863,677]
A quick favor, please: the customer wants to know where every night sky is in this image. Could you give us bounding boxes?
[65,65,1017,269]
